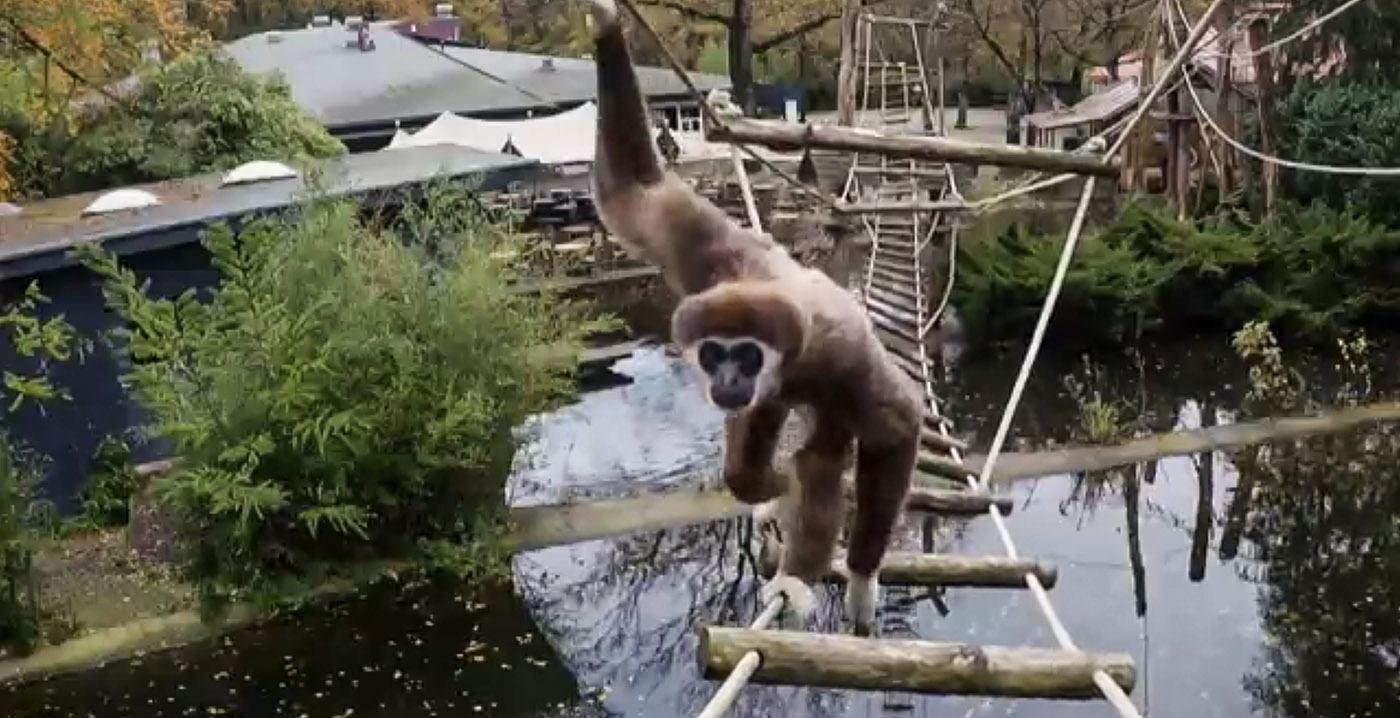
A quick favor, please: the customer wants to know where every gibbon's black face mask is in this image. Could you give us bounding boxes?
[698,339,765,410]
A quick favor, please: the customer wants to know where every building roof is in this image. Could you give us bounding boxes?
[436,45,730,105]
[0,146,538,278]
[1026,78,1140,130]
[222,21,549,127]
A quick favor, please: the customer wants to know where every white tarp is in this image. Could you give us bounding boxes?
[386,103,598,164]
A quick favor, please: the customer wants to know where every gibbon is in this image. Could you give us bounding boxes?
[584,0,924,635]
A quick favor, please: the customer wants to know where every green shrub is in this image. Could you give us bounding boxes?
[1276,80,1400,227]
[75,437,141,530]
[0,282,81,655]
[73,182,614,611]
[954,198,1400,346]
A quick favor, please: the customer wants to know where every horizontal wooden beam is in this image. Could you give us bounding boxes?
[706,118,1120,177]
[697,627,1137,699]
[758,547,1056,588]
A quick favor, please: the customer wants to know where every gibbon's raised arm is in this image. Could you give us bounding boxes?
[589,0,665,197]
[587,0,773,294]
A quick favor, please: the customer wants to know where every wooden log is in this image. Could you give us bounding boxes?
[921,425,969,453]
[917,449,970,481]
[757,547,1054,588]
[842,482,1012,516]
[706,118,1120,177]
[697,628,1136,699]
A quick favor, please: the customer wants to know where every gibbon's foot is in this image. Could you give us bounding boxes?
[588,0,619,31]
[842,568,880,637]
[760,572,817,630]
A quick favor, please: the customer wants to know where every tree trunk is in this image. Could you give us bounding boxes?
[727,0,755,113]
[1214,4,1235,202]
[1246,18,1277,213]
[835,0,863,126]
[955,56,970,129]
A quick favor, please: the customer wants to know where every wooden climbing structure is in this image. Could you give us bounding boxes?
[686,8,1145,718]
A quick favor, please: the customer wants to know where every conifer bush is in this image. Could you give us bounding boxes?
[73,183,613,610]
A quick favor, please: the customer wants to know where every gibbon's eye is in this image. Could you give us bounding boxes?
[697,340,725,372]
[731,341,764,377]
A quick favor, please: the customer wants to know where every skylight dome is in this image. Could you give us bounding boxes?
[82,188,161,216]
[221,160,299,187]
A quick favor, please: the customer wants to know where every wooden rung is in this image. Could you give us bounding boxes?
[697,628,1136,699]
[708,118,1120,177]
[839,200,966,214]
[758,547,1050,588]
[921,425,969,453]
[851,166,948,178]
[917,449,969,480]
[837,482,1012,517]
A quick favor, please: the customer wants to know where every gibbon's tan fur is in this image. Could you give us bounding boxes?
[586,0,924,634]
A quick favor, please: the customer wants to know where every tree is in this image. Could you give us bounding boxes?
[633,0,877,111]
[0,0,219,199]
[1,2,344,200]
[1273,0,1400,89]
[55,52,344,196]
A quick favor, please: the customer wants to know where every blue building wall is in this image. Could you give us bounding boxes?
[0,162,540,515]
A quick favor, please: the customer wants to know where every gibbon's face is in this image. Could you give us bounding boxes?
[687,336,784,412]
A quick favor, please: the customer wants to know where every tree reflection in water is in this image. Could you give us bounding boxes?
[515,518,862,718]
[1238,426,1400,718]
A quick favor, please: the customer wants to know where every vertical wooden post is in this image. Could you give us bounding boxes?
[835,0,863,126]
[1166,89,1182,206]
[1246,17,1277,213]
[1128,8,1160,192]
[1214,1,1235,202]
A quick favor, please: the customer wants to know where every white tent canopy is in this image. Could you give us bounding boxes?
[386,102,597,165]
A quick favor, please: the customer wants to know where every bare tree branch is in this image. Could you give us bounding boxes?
[633,0,730,26]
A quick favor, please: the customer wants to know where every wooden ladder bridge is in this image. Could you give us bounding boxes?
[676,9,1147,718]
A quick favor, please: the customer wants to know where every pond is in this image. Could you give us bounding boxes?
[4,338,1398,718]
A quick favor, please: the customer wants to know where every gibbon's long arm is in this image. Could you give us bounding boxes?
[587,0,773,293]
[590,0,665,197]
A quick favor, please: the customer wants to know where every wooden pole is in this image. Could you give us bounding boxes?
[1246,17,1277,212]
[705,118,1121,177]
[1214,1,1235,201]
[835,0,863,126]
[697,628,1137,699]
[758,546,1058,589]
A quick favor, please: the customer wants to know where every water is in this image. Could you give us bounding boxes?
[5,340,1399,717]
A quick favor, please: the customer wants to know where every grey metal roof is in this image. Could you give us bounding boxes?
[0,146,539,276]
[222,21,547,127]
[1026,79,1140,130]
[437,45,730,105]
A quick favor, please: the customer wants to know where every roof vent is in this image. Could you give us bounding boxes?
[541,57,555,72]
[221,160,300,187]
[435,2,455,16]
[267,30,284,44]
[311,14,332,27]
[345,15,364,29]
[82,188,161,216]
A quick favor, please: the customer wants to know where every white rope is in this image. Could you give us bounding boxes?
[1167,0,1400,176]
[1252,0,1365,55]
[693,597,785,718]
